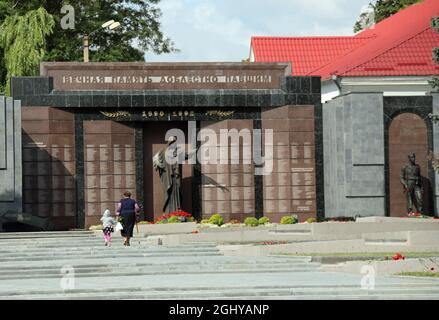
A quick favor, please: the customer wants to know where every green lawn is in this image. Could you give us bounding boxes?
[397,272,439,278]
[280,252,439,258]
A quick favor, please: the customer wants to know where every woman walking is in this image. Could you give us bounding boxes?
[116,191,140,246]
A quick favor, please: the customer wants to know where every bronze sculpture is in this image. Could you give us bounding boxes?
[153,136,183,213]
[400,153,423,214]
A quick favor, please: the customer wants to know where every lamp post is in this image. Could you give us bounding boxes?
[83,20,121,63]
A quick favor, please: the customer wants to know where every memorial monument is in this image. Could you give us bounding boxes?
[400,153,423,214]
[153,136,183,213]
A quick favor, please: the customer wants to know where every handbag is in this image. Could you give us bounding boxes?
[115,222,123,232]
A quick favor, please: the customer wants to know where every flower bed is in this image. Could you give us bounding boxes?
[155,211,194,224]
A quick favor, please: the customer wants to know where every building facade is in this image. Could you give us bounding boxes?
[7,62,323,230]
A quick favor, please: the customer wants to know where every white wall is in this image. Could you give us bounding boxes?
[322,76,434,103]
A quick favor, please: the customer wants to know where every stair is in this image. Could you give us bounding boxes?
[0,231,438,300]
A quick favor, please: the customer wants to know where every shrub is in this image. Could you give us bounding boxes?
[201,219,210,224]
[280,216,298,225]
[168,216,181,223]
[307,217,317,224]
[244,217,259,227]
[258,217,270,225]
[208,214,224,226]
[137,221,152,225]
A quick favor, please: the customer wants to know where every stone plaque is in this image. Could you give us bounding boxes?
[86,146,98,161]
[113,146,122,161]
[86,162,98,175]
[86,189,99,203]
[86,176,98,188]
[125,175,136,188]
[99,145,110,161]
[202,201,216,215]
[125,161,135,175]
[64,147,73,161]
[125,147,135,161]
[41,62,291,91]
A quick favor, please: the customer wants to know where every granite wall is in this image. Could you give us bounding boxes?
[83,121,136,227]
[262,105,317,222]
[21,107,76,230]
[200,119,256,222]
[323,93,386,217]
[0,96,22,215]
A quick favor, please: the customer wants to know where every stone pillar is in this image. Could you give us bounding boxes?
[323,93,385,217]
[262,105,317,222]
[0,96,22,217]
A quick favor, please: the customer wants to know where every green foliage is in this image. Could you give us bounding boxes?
[208,214,224,226]
[201,219,210,224]
[430,17,439,91]
[258,217,270,225]
[0,7,55,95]
[354,0,422,33]
[167,216,181,224]
[280,216,298,225]
[43,0,177,62]
[244,217,259,227]
[306,217,317,224]
[0,0,177,92]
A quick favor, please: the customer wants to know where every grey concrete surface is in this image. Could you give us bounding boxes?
[0,231,439,300]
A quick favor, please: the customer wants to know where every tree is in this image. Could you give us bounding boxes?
[0,0,177,94]
[430,16,439,90]
[0,7,55,95]
[354,0,422,33]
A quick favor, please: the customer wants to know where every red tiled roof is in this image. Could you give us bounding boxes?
[251,0,439,80]
[251,36,374,76]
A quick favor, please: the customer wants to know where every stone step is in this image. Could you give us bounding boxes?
[0,252,224,262]
[0,260,321,271]
[0,266,322,280]
[3,286,439,300]
[0,231,95,240]
[0,246,221,255]
[0,239,217,247]
[0,258,316,271]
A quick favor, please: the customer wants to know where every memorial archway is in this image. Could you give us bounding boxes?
[388,112,430,217]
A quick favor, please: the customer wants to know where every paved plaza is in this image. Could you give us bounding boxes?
[0,231,439,300]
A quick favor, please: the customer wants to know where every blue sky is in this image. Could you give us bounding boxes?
[146,0,372,62]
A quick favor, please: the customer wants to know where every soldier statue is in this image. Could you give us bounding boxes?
[400,153,423,215]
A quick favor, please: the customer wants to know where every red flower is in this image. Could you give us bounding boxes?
[392,253,405,261]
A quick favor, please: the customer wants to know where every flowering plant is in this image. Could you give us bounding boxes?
[155,211,193,224]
